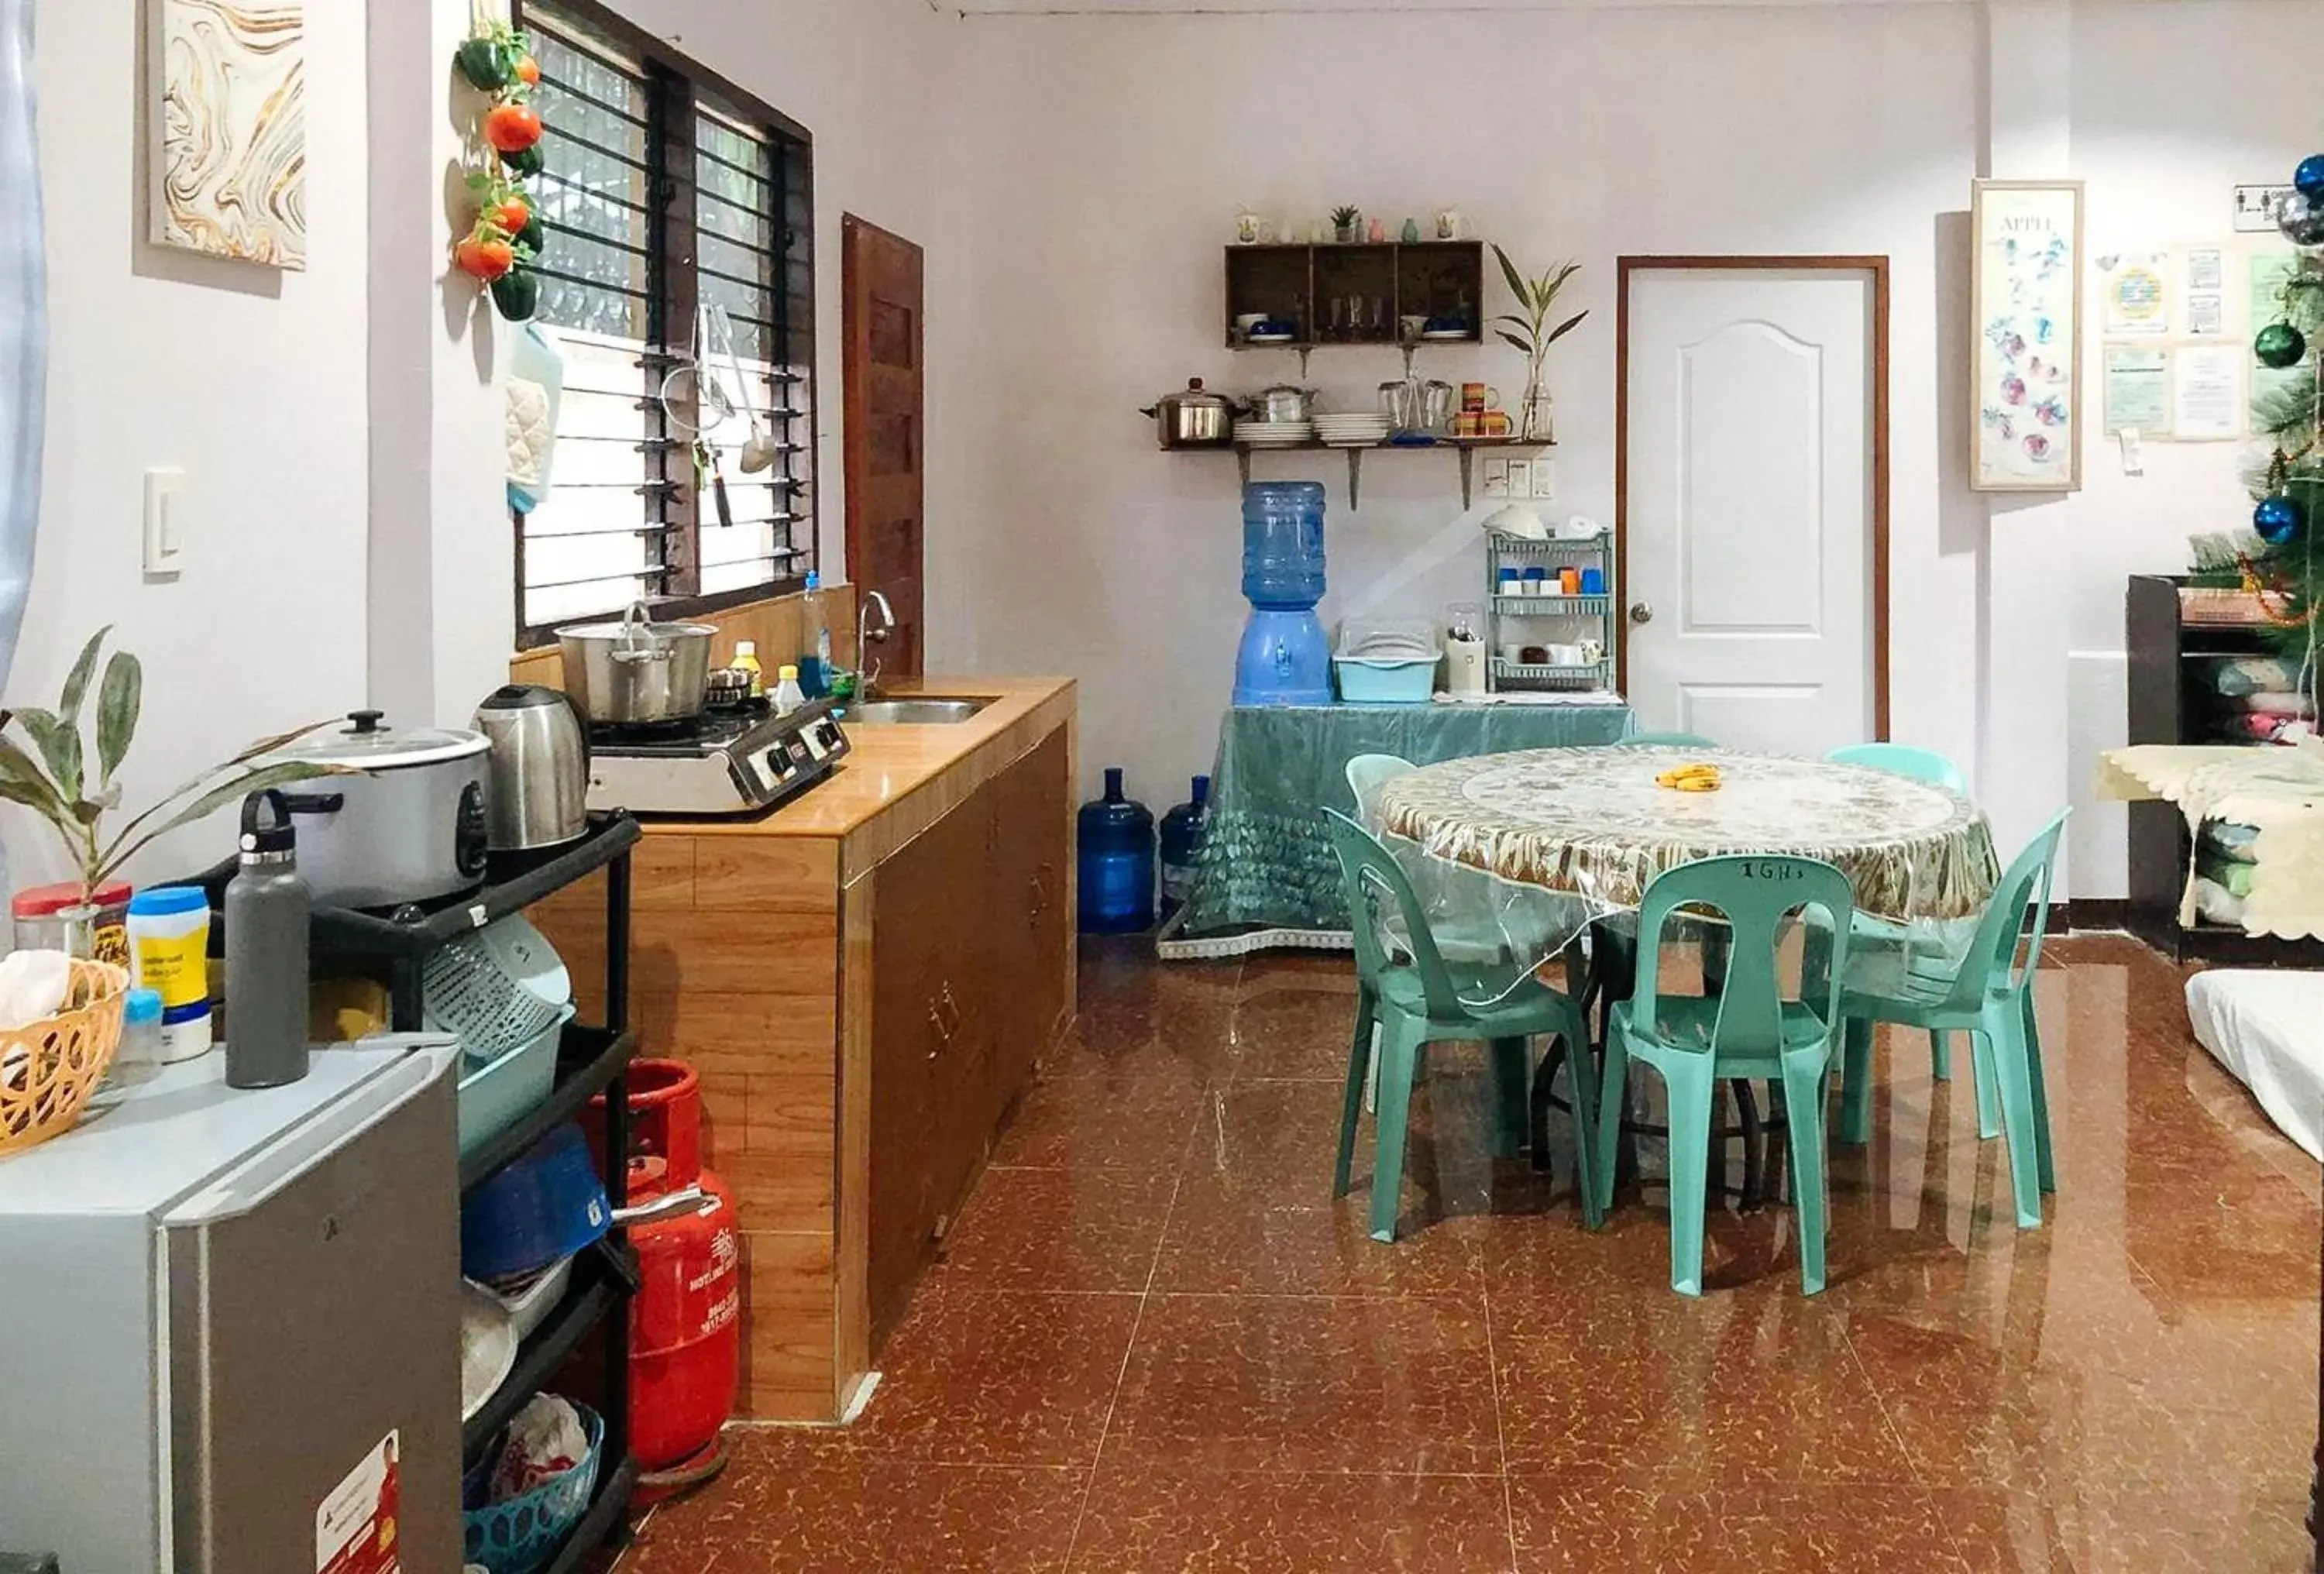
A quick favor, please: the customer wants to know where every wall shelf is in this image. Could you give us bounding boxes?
[1171,436,1553,509]
[1225,239,1486,352]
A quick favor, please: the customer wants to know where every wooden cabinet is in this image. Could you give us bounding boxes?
[864,730,1072,1346]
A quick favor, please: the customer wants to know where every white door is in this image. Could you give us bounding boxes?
[1623,267,1878,754]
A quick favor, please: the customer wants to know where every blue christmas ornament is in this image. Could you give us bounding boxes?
[2255,493,2305,546]
[2298,153,2324,202]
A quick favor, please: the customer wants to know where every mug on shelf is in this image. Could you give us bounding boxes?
[1460,383,1503,415]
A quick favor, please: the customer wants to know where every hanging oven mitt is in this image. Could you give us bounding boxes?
[505,322,566,515]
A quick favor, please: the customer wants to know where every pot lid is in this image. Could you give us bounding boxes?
[1159,377,1233,411]
[273,710,490,769]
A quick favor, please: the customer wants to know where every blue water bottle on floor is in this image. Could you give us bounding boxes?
[1078,768,1156,934]
[1158,775,1212,922]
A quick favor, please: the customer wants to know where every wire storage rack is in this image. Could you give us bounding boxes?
[1483,530,1618,692]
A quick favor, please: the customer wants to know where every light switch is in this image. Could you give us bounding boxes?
[143,467,185,576]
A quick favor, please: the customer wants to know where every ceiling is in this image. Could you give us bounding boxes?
[942,0,1957,13]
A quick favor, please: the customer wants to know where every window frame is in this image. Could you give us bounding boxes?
[511,0,816,648]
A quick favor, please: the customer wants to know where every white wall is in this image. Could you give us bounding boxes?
[931,0,2324,895]
[5,0,370,887]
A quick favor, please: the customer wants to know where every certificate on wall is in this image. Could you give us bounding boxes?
[2171,345,2243,441]
[2181,246,2226,337]
[2103,347,2171,436]
[2099,250,2170,338]
[1971,180,2084,491]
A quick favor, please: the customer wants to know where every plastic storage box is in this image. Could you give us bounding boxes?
[1334,619,1441,704]
[456,1005,574,1161]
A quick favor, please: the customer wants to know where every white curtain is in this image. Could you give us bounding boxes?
[0,0,40,694]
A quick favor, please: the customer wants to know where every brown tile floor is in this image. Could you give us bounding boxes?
[614,934,2319,1573]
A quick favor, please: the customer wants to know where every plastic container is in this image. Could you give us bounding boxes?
[461,1123,611,1282]
[1333,618,1441,703]
[797,570,832,697]
[1077,768,1155,935]
[462,1401,604,1574]
[125,886,212,1062]
[1235,483,1334,706]
[481,1254,576,1345]
[772,664,806,717]
[1158,775,1211,921]
[1242,481,1327,607]
[727,641,765,699]
[457,1005,575,1161]
[10,878,130,964]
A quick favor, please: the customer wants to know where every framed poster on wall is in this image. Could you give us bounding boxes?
[1970,179,2083,492]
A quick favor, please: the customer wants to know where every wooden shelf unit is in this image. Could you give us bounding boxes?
[1224,241,1485,349]
[2123,572,2324,965]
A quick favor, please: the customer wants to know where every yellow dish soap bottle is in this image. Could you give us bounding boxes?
[729,640,765,698]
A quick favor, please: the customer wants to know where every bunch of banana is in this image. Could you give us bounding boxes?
[1655,761,1722,792]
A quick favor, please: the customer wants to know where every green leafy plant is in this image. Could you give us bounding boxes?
[1331,204,1361,232]
[0,628,342,902]
[1493,246,1587,373]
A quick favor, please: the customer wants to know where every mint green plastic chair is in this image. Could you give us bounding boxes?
[1823,742,1983,1105]
[1593,855,1854,1296]
[1838,810,2068,1230]
[1615,731,1717,748]
[1346,752,1415,820]
[1824,742,1969,795]
[1322,808,1604,1242]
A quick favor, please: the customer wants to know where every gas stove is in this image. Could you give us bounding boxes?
[584,699,851,817]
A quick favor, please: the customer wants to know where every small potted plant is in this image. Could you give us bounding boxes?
[1332,206,1362,244]
[0,627,341,954]
[1493,246,1587,444]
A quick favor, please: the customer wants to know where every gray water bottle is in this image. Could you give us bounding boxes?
[225,789,311,1088]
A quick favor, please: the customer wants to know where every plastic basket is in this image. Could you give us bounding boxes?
[0,960,129,1157]
[456,1005,574,1161]
[462,1403,603,1574]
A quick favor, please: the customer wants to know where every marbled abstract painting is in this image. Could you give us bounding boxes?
[150,0,304,269]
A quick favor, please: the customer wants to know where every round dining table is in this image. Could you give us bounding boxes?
[1372,744,2003,1205]
[1373,744,2001,967]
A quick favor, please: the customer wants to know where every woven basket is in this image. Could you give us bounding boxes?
[0,958,130,1158]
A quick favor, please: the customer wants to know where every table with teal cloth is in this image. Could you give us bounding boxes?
[1166,701,1636,956]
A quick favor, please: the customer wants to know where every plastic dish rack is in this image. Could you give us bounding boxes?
[462,1403,604,1574]
[1334,618,1440,703]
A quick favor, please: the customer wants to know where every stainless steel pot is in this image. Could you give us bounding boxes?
[1140,378,1238,448]
[1256,383,1318,424]
[473,684,590,852]
[555,600,717,723]
[271,710,492,909]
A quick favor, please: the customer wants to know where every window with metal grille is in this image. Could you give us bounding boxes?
[513,0,813,644]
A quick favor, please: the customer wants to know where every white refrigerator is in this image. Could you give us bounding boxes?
[0,1037,462,1573]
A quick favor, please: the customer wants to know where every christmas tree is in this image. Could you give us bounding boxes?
[2244,152,2324,696]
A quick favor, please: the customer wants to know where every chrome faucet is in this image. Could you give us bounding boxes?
[857,589,896,699]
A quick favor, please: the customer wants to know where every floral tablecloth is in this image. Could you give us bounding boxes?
[1373,746,2001,985]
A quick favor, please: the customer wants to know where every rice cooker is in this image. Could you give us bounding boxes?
[273,710,493,909]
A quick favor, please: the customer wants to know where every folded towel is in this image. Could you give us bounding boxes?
[2225,712,2312,743]
[2197,854,2257,899]
[2201,820,2261,863]
[2240,690,2318,717]
[2193,876,2247,926]
[2208,655,2302,696]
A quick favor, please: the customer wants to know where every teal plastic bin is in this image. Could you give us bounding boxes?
[457,1005,574,1160]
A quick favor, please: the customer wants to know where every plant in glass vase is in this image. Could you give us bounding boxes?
[0,627,341,955]
[1492,247,1587,444]
[1331,205,1362,244]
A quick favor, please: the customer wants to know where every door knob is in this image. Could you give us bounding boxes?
[1628,601,1655,625]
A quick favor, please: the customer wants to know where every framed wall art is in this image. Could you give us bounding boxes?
[1970,178,2082,491]
[148,0,306,270]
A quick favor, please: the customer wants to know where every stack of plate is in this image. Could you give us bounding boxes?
[1235,419,1315,448]
[1313,414,1392,448]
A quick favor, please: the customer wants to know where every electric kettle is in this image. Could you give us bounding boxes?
[472,684,590,851]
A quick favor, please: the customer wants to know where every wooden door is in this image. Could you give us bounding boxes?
[843,215,926,679]
[1620,261,1889,751]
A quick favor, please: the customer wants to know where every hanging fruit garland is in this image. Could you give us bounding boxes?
[451,18,546,322]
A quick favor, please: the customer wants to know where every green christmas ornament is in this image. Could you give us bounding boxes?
[2256,321,2308,369]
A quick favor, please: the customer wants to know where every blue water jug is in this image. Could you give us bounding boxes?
[1242,482,1327,607]
[1077,767,1156,934]
[1158,774,1212,921]
[1234,483,1333,706]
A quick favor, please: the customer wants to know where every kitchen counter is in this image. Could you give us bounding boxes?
[669,675,1074,857]
[534,672,1076,1423]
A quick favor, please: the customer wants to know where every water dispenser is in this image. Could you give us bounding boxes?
[1232,481,1333,706]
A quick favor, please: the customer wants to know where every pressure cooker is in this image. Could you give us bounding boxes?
[270,710,493,909]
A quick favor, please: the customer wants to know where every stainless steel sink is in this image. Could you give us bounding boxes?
[844,697,993,725]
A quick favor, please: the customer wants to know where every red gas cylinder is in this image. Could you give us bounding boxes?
[628,1163,741,1473]
[583,1059,702,1201]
